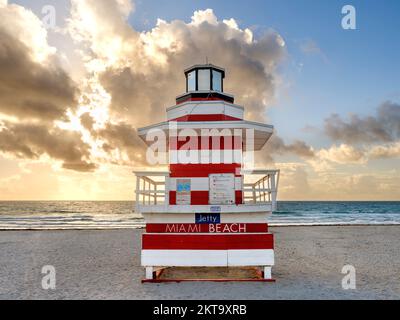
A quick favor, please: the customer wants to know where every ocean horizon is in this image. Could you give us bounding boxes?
[0,201,399,230]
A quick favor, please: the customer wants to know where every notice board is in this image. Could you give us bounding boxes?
[176,179,191,205]
[209,174,235,205]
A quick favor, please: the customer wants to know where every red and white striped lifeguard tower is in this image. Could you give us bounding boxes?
[134,64,280,282]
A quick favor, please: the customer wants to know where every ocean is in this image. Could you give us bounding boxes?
[0,201,400,230]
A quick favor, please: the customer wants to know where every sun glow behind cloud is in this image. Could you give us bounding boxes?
[0,0,399,200]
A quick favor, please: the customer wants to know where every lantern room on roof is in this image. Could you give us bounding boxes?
[185,64,224,92]
[177,64,234,104]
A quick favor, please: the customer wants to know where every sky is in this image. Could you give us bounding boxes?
[0,0,399,200]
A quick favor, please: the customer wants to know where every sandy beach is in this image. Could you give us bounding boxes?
[0,226,399,300]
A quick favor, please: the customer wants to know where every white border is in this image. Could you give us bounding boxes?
[141,249,274,267]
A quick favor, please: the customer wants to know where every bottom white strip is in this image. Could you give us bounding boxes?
[228,250,274,266]
[141,249,274,267]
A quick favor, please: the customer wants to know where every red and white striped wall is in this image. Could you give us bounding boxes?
[141,232,274,267]
[167,101,244,122]
[169,129,243,206]
[169,150,243,165]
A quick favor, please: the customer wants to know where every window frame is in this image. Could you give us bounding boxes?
[186,70,197,92]
[186,67,224,92]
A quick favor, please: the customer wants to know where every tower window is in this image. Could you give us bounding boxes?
[185,65,225,93]
[187,70,196,91]
[212,70,222,92]
[198,69,211,90]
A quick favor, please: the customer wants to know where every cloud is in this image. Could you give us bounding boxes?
[299,39,328,63]
[80,112,96,132]
[316,101,400,164]
[0,3,78,122]
[339,173,400,199]
[309,141,400,170]
[0,1,91,172]
[95,121,147,166]
[1,0,399,201]
[78,112,148,167]
[64,2,289,169]
[0,31,78,121]
[67,0,136,64]
[0,121,96,172]
[324,101,400,144]
[300,39,322,55]
[307,141,400,172]
[369,142,400,159]
[260,135,315,162]
[1,1,289,172]
[276,163,311,199]
[317,144,366,164]
[274,160,400,201]
[0,2,56,63]
[67,2,286,127]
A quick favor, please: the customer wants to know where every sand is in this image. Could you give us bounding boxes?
[0,226,399,300]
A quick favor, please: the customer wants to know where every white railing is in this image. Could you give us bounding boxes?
[241,169,280,211]
[134,169,280,212]
[134,171,169,212]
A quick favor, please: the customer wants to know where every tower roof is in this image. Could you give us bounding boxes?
[184,64,225,78]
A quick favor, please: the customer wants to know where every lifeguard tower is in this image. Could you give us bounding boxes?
[134,64,280,282]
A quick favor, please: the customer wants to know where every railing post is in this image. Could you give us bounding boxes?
[165,175,170,209]
[262,177,266,202]
[268,175,271,202]
[154,184,157,205]
[147,180,151,205]
[135,176,140,212]
[141,178,144,204]
[271,172,277,211]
